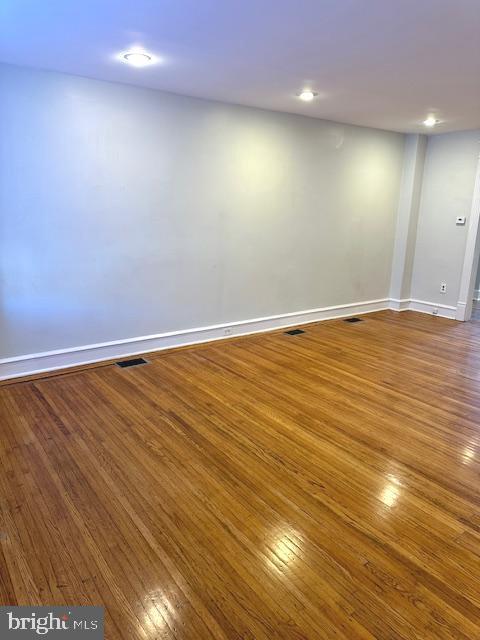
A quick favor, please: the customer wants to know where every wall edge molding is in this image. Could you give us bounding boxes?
[0,296,462,381]
[390,298,457,317]
[389,298,410,311]
[404,298,457,319]
[0,298,389,381]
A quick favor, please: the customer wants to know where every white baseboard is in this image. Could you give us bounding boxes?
[0,296,462,381]
[407,298,457,319]
[389,298,410,311]
[0,298,390,381]
[390,297,457,319]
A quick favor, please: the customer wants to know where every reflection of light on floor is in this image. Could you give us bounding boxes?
[142,590,175,635]
[386,473,401,485]
[273,535,296,565]
[268,527,304,571]
[462,446,475,463]
[379,479,400,508]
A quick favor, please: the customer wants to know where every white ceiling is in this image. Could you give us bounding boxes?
[1,0,479,133]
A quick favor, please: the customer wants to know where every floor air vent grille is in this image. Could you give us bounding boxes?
[285,329,305,335]
[344,317,363,323]
[116,357,148,368]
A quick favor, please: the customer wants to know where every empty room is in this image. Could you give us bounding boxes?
[1,1,480,638]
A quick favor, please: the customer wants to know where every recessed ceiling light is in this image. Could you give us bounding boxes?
[297,90,318,102]
[122,51,153,67]
[423,116,439,127]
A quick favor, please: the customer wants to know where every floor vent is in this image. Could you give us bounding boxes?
[116,357,148,368]
[344,317,363,323]
[285,329,305,335]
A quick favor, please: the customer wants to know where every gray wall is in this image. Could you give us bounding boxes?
[0,64,405,359]
[410,130,480,307]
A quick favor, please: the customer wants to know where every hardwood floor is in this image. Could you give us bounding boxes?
[1,309,480,639]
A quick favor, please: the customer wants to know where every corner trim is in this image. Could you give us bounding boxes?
[389,298,410,311]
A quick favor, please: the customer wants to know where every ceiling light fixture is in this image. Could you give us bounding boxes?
[423,116,439,127]
[122,51,153,67]
[297,90,318,102]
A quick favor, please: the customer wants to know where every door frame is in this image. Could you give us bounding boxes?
[456,148,480,321]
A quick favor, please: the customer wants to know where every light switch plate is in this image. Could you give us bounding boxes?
[456,216,466,225]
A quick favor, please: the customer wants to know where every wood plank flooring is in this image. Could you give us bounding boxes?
[1,309,480,639]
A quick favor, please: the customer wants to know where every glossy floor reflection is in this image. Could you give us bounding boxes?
[1,310,480,639]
